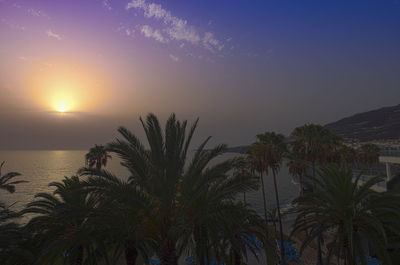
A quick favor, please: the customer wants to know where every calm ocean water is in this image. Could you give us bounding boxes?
[0,150,299,221]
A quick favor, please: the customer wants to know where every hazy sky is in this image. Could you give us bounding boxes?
[1,0,400,149]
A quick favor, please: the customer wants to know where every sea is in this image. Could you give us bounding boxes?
[0,150,300,225]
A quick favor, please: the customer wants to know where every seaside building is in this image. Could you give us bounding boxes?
[357,150,400,192]
[379,150,400,191]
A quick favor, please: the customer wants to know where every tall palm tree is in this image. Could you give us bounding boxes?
[79,167,154,265]
[246,142,270,241]
[0,161,27,193]
[22,176,99,265]
[85,145,112,170]
[177,157,260,265]
[256,132,287,264]
[291,165,400,265]
[106,113,260,265]
[356,144,380,170]
[336,144,357,168]
[286,151,308,195]
[290,124,341,265]
[290,124,340,178]
[0,203,33,265]
[0,162,30,264]
[213,203,265,265]
[233,163,253,203]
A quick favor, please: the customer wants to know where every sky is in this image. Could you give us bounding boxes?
[1,0,400,149]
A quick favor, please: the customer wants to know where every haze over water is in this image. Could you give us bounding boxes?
[0,150,299,221]
[1,0,400,150]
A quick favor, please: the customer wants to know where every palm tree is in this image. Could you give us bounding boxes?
[0,162,30,264]
[214,203,265,265]
[256,132,287,264]
[105,113,260,265]
[337,144,357,168]
[290,124,341,178]
[267,208,278,235]
[233,163,253,203]
[79,167,154,265]
[85,145,112,170]
[290,124,341,265]
[286,151,308,195]
[177,157,260,265]
[246,142,270,241]
[0,161,27,193]
[291,165,400,265]
[22,176,98,265]
[356,144,380,170]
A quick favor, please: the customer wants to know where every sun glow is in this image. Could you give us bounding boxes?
[26,60,107,113]
[56,104,68,113]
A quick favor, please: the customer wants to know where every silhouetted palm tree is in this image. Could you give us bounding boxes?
[286,151,308,195]
[246,142,271,248]
[23,176,98,265]
[290,124,340,178]
[79,167,154,265]
[290,124,341,265]
[337,144,357,168]
[356,143,380,170]
[85,145,111,170]
[0,162,30,264]
[256,132,287,264]
[291,165,400,265]
[233,163,253,203]
[0,161,27,193]
[178,157,260,265]
[106,113,260,265]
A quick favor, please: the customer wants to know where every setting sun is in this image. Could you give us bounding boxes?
[56,104,68,113]
[26,60,107,113]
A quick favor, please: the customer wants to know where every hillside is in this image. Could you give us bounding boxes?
[325,104,400,141]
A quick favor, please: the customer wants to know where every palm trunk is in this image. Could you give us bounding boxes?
[234,251,241,265]
[317,235,323,265]
[259,172,269,238]
[76,245,84,265]
[312,160,324,265]
[271,213,277,235]
[259,172,270,265]
[343,235,352,265]
[299,174,303,196]
[125,241,138,265]
[200,254,205,265]
[160,239,178,265]
[272,170,285,265]
[312,161,316,178]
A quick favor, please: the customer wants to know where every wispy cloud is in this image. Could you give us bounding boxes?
[169,54,179,62]
[140,25,167,43]
[102,0,112,10]
[126,0,224,52]
[46,29,62,40]
[125,28,134,36]
[1,18,26,31]
[28,8,49,18]
[203,32,224,52]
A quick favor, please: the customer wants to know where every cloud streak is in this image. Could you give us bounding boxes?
[169,54,179,62]
[28,8,49,18]
[46,29,62,40]
[126,0,224,52]
[140,25,167,43]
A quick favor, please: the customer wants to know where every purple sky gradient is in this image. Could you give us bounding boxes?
[1,0,400,149]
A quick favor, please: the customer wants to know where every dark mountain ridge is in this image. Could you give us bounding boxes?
[325,104,400,142]
[226,104,400,153]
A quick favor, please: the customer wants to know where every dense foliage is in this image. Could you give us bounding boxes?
[0,118,399,265]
